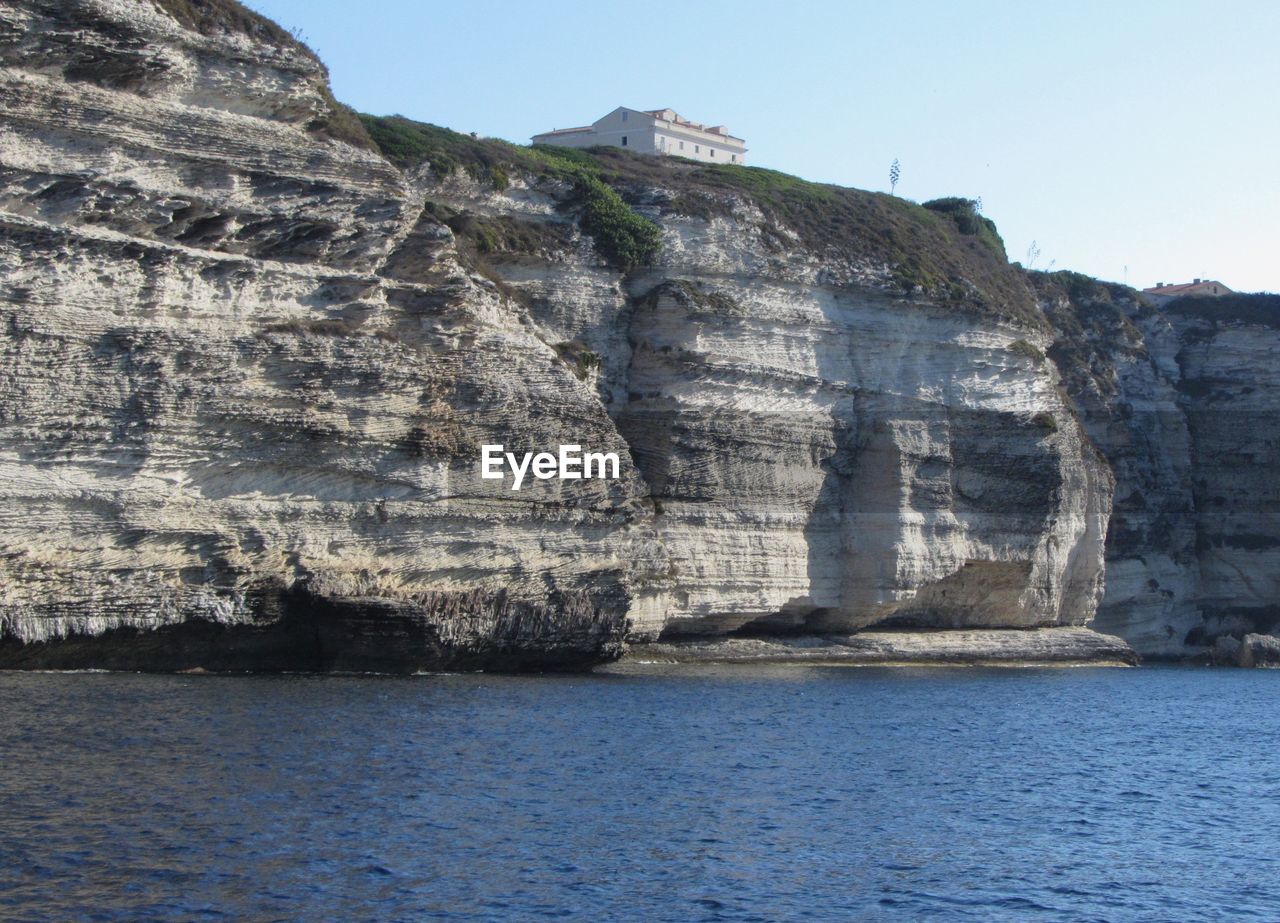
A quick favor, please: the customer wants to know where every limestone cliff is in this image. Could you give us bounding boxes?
[0,0,1271,670]
[0,0,659,670]
[1039,280,1280,658]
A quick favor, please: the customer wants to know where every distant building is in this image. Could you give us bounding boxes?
[1142,278,1234,306]
[532,107,747,165]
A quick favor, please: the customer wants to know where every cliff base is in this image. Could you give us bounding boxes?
[609,627,1138,668]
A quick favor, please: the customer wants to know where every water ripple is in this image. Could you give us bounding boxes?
[0,666,1278,920]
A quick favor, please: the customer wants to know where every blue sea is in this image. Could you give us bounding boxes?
[1,665,1277,921]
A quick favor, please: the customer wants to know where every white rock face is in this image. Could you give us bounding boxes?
[479,198,1112,642]
[0,0,662,669]
[1038,278,1280,660]
[11,0,1266,670]
[612,627,1138,667]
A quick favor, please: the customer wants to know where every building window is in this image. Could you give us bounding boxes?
[621,110,628,122]
[710,149,715,157]
[679,141,684,150]
[731,154,736,162]
[621,135,627,146]
[695,145,700,153]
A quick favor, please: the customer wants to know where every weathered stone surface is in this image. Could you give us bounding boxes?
[0,0,662,670]
[0,0,1273,670]
[1039,278,1280,664]
[611,627,1137,667]
[1208,633,1280,668]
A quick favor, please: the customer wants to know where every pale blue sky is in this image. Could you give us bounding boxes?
[248,0,1278,292]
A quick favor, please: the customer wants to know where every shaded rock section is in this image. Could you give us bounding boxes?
[1038,278,1280,663]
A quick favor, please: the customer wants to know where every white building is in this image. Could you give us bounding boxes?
[532,107,747,165]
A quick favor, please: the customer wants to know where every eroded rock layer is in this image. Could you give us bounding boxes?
[0,0,1272,669]
[1039,280,1280,658]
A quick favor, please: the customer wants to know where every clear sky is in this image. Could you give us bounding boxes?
[246,0,1278,292]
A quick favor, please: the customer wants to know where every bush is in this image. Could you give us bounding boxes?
[1031,411,1058,432]
[923,197,1006,260]
[1008,339,1046,362]
[360,116,466,178]
[445,213,571,259]
[310,86,375,150]
[359,118,661,268]
[554,341,603,380]
[574,174,662,270]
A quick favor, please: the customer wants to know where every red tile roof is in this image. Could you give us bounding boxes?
[1142,280,1231,296]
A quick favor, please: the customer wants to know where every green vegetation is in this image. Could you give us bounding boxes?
[360,116,581,182]
[574,173,662,269]
[354,117,1036,320]
[444,213,571,259]
[361,116,662,269]
[1033,270,1131,306]
[361,116,497,179]
[311,86,375,150]
[1164,292,1280,330]
[554,340,603,380]
[922,198,1007,260]
[1008,339,1046,363]
[687,163,838,214]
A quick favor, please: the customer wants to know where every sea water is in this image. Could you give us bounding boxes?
[1,665,1277,921]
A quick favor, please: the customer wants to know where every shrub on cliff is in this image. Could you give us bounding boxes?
[573,174,662,270]
[311,87,375,149]
[923,197,1006,260]
[554,341,603,380]
[361,117,661,269]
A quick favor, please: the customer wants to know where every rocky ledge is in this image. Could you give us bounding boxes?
[612,627,1138,668]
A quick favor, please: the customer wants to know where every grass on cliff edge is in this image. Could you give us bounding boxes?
[151,0,314,56]
[150,0,376,150]
[361,115,661,270]
[358,116,1036,325]
[149,0,1030,321]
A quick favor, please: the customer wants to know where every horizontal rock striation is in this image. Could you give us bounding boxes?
[0,0,1272,670]
[0,0,664,670]
[612,627,1138,668]
[1038,280,1280,660]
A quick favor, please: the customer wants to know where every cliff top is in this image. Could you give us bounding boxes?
[150,0,317,60]
[360,115,1040,327]
[140,0,1041,328]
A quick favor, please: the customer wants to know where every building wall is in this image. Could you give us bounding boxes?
[534,108,748,165]
[1142,281,1234,307]
[585,108,662,154]
[530,131,599,150]
[653,128,746,164]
